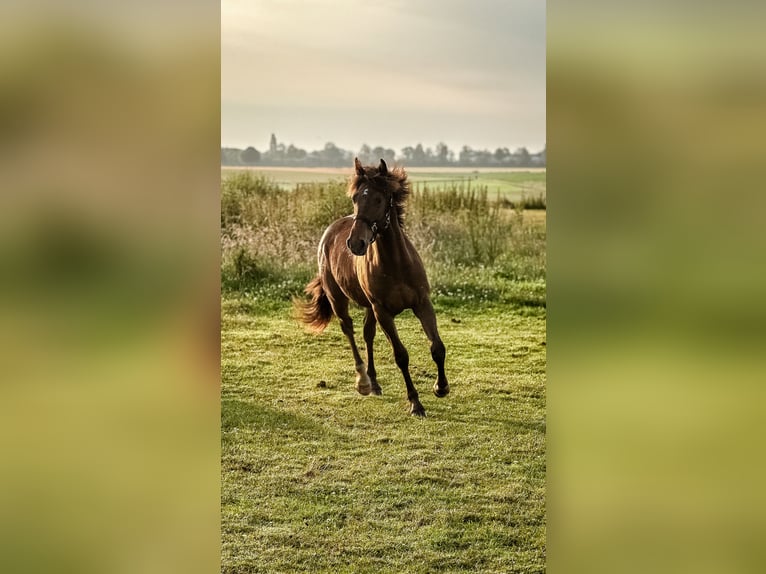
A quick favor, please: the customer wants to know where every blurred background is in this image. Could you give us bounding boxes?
[549,2,766,573]
[0,2,220,573]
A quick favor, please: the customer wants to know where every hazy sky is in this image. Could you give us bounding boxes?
[222,0,545,154]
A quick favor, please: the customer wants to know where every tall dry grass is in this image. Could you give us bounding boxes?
[221,172,545,306]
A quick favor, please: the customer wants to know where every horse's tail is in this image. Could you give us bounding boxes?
[294,275,333,333]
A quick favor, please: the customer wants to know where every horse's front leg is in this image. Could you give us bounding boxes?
[414,301,450,398]
[363,307,382,395]
[374,307,425,417]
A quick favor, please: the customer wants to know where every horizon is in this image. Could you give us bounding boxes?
[222,0,545,153]
[221,137,545,155]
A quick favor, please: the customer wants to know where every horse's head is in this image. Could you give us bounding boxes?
[346,157,393,256]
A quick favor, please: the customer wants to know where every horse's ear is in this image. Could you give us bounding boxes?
[354,157,364,176]
[378,158,388,175]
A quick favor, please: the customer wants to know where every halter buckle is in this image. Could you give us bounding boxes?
[353,206,390,245]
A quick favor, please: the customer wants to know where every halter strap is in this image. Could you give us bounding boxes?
[353,196,393,244]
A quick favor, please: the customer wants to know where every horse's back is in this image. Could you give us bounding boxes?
[318,216,353,268]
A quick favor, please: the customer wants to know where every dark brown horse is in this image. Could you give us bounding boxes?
[296,157,449,417]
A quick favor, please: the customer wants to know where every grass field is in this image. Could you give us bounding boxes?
[221,170,546,572]
[222,298,546,573]
[221,166,546,202]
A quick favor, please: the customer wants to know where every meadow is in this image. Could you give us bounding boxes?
[221,166,546,203]
[221,169,546,572]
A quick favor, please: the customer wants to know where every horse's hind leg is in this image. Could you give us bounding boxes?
[331,297,372,395]
[363,308,382,395]
[414,301,450,398]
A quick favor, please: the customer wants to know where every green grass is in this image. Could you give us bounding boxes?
[409,171,546,202]
[221,167,545,202]
[221,296,546,573]
[221,168,546,572]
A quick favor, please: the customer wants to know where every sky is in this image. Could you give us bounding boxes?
[222,0,545,154]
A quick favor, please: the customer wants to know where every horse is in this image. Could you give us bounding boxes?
[295,157,449,417]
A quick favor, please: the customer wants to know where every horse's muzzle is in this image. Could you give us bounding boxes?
[346,237,368,256]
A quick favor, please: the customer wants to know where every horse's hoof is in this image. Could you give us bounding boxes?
[356,383,371,396]
[410,403,426,417]
[355,372,372,395]
[433,382,450,398]
[370,383,383,396]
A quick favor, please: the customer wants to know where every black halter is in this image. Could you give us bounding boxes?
[353,195,393,244]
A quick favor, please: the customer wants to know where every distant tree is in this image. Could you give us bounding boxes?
[435,142,450,166]
[474,149,493,165]
[231,139,539,168]
[372,146,386,163]
[494,147,511,163]
[537,144,546,165]
[240,146,260,164]
[383,148,396,165]
[412,143,426,165]
[358,144,373,164]
[221,147,243,165]
[459,145,473,165]
[514,147,531,166]
[365,146,396,166]
[320,142,345,166]
[286,144,306,161]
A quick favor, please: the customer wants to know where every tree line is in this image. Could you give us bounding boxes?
[222,133,545,168]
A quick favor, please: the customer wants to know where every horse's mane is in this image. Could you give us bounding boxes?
[349,164,410,228]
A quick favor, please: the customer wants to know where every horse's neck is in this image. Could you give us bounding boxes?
[370,219,412,268]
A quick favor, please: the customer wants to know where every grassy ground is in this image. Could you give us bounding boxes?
[221,295,546,573]
[221,169,546,572]
[221,167,545,202]
[409,171,546,203]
